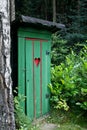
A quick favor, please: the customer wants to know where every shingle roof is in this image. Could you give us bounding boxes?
[13,15,65,32]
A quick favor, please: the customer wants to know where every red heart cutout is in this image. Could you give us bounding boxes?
[34,58,40,66]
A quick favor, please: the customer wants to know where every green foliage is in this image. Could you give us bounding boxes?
[51,33,69,65]
[14,94,39,130]
[64,0,87,48]
[49,45,87,111]
[51,33,87,66]
[65,33,87,52]
[14,94,30,130]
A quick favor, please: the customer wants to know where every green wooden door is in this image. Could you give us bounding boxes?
[18,37,51,120]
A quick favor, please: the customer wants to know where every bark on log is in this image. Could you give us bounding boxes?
[10,0,15,21]
[0,0,15,129]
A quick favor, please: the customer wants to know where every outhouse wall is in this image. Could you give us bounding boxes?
[18,27,51,120]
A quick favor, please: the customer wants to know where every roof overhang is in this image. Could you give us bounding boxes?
[12,15,65,32]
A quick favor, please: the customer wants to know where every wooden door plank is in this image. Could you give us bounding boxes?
[42,40,51,115]
[34,41,41,118]
[25,39,34,120]
[18,37,25,111]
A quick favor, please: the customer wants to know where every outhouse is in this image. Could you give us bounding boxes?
[12,15,65,120]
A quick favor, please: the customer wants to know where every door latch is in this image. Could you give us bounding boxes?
[46,94,50,98]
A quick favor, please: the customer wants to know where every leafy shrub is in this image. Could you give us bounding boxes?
[14,94,39,130]
[14,94,31,130]
[49,45,87,111]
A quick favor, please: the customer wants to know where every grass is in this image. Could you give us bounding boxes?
[56,123,87,130]
[45,108,87,130]
[15,99,87,130]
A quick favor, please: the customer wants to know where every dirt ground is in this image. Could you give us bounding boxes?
[40,123,57,130]
[33,115,57,130]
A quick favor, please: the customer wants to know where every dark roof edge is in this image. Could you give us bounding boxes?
[12,15,65,32]
[21,15,65,29]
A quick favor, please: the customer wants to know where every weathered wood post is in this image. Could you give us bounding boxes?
[0,0,15,129]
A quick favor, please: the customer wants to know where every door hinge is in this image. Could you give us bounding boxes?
[46,51,50,55]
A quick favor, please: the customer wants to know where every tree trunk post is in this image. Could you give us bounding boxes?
[0,0,15,129]
[53,0,56,22]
